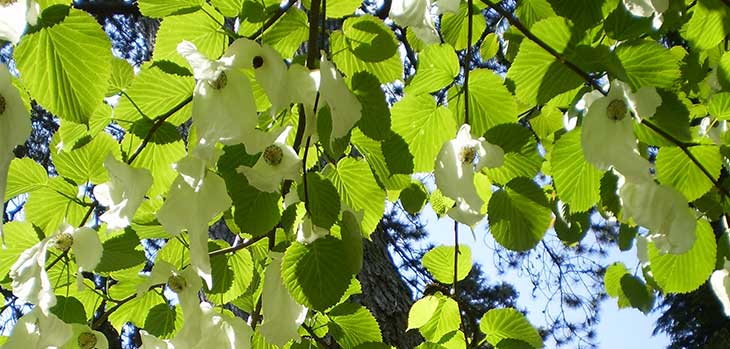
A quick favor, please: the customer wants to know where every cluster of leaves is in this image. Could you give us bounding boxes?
[1,0,730,348]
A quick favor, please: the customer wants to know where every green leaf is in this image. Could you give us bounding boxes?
[226,173,282,236]
[302,0,362,18]
[53,133,121,185]
[109,291,164,330]
[113,65,194,127]
[382,132,415,176]
[341,211,364,275]
[262,7,309,59]
[719,52,730,91]
[25,178,88,234]
[350,72,392,141]
[449,69,518,136]
[406,43,460,96]
[634,90,692,146]
[603,2,653,40]
[51,296,87,324]
[550,129,602,212]
[479,308,543,349]
[144,303,181,339]
[515,0,557,29]
[0,222,40,278]
[408,295,441,330]
[604,262,653,312]
[138,0,203,17]
[480,33,500,60]
[107,57,135,96]
[328,303,383,349]
[488,177,552,252]
[483,124,543,185]
[281,237,354,311]
[5,158,47,200]
[611,40,680,90]
[220,248,255,303]
[400,182,428,214]
[15,9,112,123]
[528,106,563,140]
[211,0,243,17]
[430,189,456,218]
[417,293,461,342]
[709,92,730,120]
[506,17,583,105]
[441,3,487,51]
[422,245,472,284]
[350,130,411,193]
[546,0,605,29]
[331,15,403,84]
[153,4,227,70]
[391,94,457,173]
[96,230,146,273]
[599,170,621,216]
[655,146,722,202]
[649,219,716,294]
[302,172,341,230]
[121,119,186,197]
[325,158,386,236]
[684,0,730,51]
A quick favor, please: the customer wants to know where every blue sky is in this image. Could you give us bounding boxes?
[415,203,670,349]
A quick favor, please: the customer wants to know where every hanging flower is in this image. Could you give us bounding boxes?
[620,180,696,254]
[9,223,102,313]
[170,302,253,349]
[139,330,174,349]
[237,126,301,193]
[434,124,504,227]
[580,80,660,183]
[0,64,31,246]
[137,260,202,314]
[177,40,263,159]
[390,0,440,44]
[622,0,668,29]
[711,261,730,317]
[0,0,39,44]
[296,215,330,244]
[93,154,153,231]
[62,324,109,349]
[1,307,72,348]
[157,159,232,288]
[319,57,363,147]
[259,252,308,347]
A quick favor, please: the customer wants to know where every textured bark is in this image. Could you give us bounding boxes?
[357,224,423,348]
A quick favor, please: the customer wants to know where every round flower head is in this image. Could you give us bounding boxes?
[137,260,202,314]
[93,154,153,231]
[0,0,39,44]
[62,324,109,349]
[620,180,696,254]
[622,0,668,29]
[0,64,31,246]
[237,126,301,193]
[580,80,660,183]
[711,261,730,318]
[177,40,259,160]
[434,124,504,227]
[2,307,72,348]
[390,0,440,44]
[259,252,308,347]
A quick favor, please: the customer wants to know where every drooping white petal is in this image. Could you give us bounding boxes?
[171,302,253,349]
[177,41,225,81]
[476,138,504,170]
[137,261,202,315]
[2,308,72,348]
[622,0,667,28]
[157,172,232,288]
[62,324,109,349]
[259,252,308,347]
[70,227,103,290]
[620,180,697,254]
[436,0,460,14]
[320,57,363,146]
[0,64,31,246]
[139,330,175,349]
[237,127,301,193]
[93,155,153,231]
[434,124,499,227]
[711,262,730,317]
[0,0,37,44]
[296,215,330,244]
[287,64,320,139]
[390,0,440,44]
[9,238,55,313]
[226,38,289,115]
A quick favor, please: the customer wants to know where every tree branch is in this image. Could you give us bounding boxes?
[127,96,193,164]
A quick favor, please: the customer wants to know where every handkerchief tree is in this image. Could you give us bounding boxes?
[1,0,729,348]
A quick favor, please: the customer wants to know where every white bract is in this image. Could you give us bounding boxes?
[1,308,72,349]
[580,80,660,183]
[390,0,439,44]
[9,223,103,313]
[711,261,730,317]
[436,0,461,14]
[93,154,153,231]
[63,324,109,349]
[319,57,363,147]
[259,252,308,347]
[296,215,330,244]
[171,302,253,349]
[0,64,31,246]
[434,124,504,227]
[157,159,232,288]
[178,40,264,158]
[136,260,202,314]
[620,180,696,254]
[237,127,301,193]
[622,0,668,29]
[0,0,39,44]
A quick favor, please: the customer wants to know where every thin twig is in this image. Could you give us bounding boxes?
[246,0,297,41]
[128,96,193,164]
[208,234,268,258]
[92,283,165,329]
